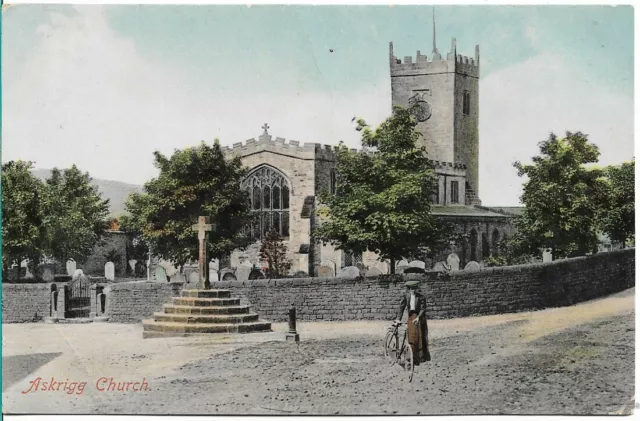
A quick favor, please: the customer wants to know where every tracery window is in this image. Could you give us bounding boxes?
[241,165,290,240]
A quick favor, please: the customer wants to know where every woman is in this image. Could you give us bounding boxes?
[395,280,431,364]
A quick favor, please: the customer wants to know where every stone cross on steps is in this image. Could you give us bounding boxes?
[192,216,215,290]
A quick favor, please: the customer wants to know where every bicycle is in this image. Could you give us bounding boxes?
[383,320,414,382]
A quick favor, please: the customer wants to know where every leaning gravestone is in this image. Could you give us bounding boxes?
[447,253,461,271]
[66,260,77,276]
[104,262,115,281]
[432,261,449,272]
[464,261,481,272]
[339,266,360,279]
[409,260,426,269]
[155,266,168,282]
[318,261,336,278]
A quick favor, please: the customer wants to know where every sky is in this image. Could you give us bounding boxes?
[2,4,635,206]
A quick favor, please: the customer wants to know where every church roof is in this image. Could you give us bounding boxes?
[431,206,512,218]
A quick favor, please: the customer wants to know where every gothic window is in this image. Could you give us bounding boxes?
[451,181,459,204]
[241,165,290,240]
[463,91,471,115]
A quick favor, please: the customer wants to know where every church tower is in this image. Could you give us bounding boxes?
[389,14,480,202]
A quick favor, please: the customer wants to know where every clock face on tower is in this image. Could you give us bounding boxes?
[411,100,432,122]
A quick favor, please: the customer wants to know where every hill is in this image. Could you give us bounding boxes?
[31,169,143,216]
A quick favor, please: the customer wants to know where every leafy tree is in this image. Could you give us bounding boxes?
[44,166,111,265]
[315,106,452,273]
[597,160,635,248]
[512,132,607,259]
[1,161,48,273]
[259,230,292,277]
[123,140,255,267]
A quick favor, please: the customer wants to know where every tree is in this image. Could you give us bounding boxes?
[123,140,255,267]
[512,132,607,259]
[597,159,635,247]
[1,161,48,273]
[43,166,111,265]
[259,230,292,277]
[315,106,452,273]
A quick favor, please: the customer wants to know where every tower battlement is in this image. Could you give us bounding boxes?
[389,39,480,78]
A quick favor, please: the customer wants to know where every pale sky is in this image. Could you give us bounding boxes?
[2,5,635,206]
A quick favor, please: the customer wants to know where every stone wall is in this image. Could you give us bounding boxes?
[2,283,54,323]
[103,281,183,323]
[215,248,634,322]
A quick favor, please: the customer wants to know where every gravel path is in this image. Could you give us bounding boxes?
[3,288,635,415]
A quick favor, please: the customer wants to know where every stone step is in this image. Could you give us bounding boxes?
[153,312,259,324]
[171,297,240,307]
[141,320,272,337]
[163,304,251,315]
[180,289,231,298]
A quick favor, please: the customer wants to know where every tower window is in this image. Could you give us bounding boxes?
[451,181,459,204]
[241,165,290,240]
[463,91,471,115]
[330,169,337,195]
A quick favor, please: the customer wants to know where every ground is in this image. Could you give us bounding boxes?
[2,288,635,415]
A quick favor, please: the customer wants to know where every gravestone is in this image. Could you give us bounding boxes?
[41,266,54,282]
[447,253,461,271]
[21,260,34,279]
[409,260,426,269]
[318,261,336,278]
[66,260,77,276]
[72,269,84,282]
[222,272,237,281]
[248,269,265,280]
[432,261,449,272]
[464,261,481,272]
[187,271,200,288]
[339,266,360,279]
[104,262,115,281]
[236,261,253,282]
[172,272,186,283]
[542,249,553,263]
[364,266,383,276]
[155,266,168,282]
[396,260,409,274]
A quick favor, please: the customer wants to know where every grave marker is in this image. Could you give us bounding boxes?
[66,260,77,276]
[192,216,215,290]
[104,262,115,281]
[447,253,461,271]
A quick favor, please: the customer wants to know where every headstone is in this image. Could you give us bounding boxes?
[396,259,409,274]
[446,253,461,271]
[318,260,336,278]
[409,260,426,269]
[339,266,360,279]
[364,266,383,276]
[542,249,553,263]
[209,259,219,272]
[172,272,186,283]
[248,269,265,280]
[464,261,481,271]
[104,262,115,281]
[432,261,449,272]
[21,260,34,279]
[41,266,54,282]
[210,270,219,282]
[72,269,84,281]
[187,271,200,288]
[155,266,168,282]
[66,260,77,276]
[236,261,253,282]
[222,272,237,281]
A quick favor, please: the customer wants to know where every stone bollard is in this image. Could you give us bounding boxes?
[286,303,300,342]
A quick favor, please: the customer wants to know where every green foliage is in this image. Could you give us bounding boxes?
[1,161,48,270]
[259,230,292,277]
[44,166,111,264]
[315,106,453,273]
[122,140,255,267]
[512,132,608,259]
[597,160,635,247]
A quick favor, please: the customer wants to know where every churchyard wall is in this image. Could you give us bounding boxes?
[102,281,183,323]
[2,283,56,323]
[216,248,634,322]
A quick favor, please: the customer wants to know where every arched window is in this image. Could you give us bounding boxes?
[469,229,478,262]
[241,165,290,240]
[491,228,501,256]
[482,232,490,259]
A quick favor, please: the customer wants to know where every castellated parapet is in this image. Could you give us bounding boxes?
[389,38,479,78]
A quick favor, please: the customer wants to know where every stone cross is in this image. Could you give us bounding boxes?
[192,216,215,290]
[262,123,270,135]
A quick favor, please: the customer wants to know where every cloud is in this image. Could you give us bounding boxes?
[479,52,634,205]
[4,7,633,208]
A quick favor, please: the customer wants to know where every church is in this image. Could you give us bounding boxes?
[218,33,516,278]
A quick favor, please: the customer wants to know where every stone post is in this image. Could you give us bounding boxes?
[286,304,300,342]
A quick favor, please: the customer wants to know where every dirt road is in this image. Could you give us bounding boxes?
[3,288,635,415]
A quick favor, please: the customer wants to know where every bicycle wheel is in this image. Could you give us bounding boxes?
[384,331,398,365]
[403,344,414,382]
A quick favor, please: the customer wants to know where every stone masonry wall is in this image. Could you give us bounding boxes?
[103,281,183,323]
[215,249,635,322]
[2,283,54,323]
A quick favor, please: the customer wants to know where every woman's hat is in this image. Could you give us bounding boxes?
[405,280,420,289]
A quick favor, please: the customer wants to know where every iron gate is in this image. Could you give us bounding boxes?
[66,277,91,318]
